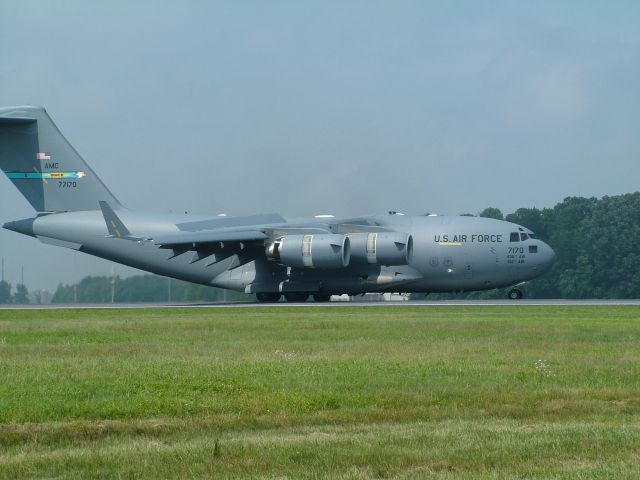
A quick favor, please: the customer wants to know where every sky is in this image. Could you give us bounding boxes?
[1,1,639,291]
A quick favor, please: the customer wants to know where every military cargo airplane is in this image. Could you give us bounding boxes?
[0,106,555,302]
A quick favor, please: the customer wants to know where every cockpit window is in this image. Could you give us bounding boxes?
[529,233,537,239]
[520,233,528,241]
[510,232,520,242]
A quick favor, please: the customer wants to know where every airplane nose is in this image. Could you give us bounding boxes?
[541,242,556,272]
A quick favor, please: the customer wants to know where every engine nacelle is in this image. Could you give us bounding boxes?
[266,234,351,269]
[349,232,413,265]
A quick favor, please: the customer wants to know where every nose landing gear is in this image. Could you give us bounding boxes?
[507,288,523,300]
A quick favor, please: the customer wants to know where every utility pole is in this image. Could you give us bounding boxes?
[73,253,78,304]
[1,257,4,282]
[167,277,171,303]
[20,265,24,286]
[111,265,115,304]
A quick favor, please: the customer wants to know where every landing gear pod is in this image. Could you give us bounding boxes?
[266,234,351,269]
[349,232,413,266]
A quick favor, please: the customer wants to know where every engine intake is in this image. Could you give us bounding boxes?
[266,234,351,269]
[349,232,413,265]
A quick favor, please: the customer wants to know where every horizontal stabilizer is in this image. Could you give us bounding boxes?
[99,201,140,241]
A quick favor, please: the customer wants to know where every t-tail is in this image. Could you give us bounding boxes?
[0,105,121,212]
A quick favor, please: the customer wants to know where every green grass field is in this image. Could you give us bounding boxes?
[1,306,639,479]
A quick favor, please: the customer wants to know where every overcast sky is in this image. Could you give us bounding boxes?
[1,1,639,291]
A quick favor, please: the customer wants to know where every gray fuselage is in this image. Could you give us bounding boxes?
[5,210,555,296]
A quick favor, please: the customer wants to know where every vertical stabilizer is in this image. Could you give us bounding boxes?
[0,106,121,212]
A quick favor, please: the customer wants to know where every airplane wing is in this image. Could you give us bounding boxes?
[99,201,395,252]
[152,223,394,248]
[98,204,333,247]
[151,225,336,266]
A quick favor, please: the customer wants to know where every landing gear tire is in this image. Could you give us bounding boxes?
[313,293,331,302]
[284,292,309,302]
[507,289,523,300]
[256,292,281,303]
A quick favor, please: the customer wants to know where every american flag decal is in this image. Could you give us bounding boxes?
[36,152,51,161]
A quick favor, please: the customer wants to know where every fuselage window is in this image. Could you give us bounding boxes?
[520,233,528,241]
[510,232,520,242]
[529,245,538,253]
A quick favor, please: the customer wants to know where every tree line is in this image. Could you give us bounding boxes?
[0,281,29,304]
[50,275,251,304]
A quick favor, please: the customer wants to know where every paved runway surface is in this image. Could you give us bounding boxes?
[2,299,640,310]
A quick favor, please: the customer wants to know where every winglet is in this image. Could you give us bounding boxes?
[99,201,132,238]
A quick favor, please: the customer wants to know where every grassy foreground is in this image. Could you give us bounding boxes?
[0,306,639,479]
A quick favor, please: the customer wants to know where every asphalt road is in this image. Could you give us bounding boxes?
[2,299,640,310]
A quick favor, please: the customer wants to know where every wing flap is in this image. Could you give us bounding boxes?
[154,226,338,248]
[154,229,268,248]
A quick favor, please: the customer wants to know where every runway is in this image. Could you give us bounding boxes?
[2,299,640,310]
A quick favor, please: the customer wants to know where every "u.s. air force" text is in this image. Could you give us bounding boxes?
[434,234,503,243]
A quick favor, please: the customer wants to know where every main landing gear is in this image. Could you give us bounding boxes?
[507,288,523,300]
[255,292,333,303]
[256,292,281,303]
[283,292,309,302]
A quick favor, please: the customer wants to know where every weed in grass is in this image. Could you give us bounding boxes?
[535,359,555,378]
[213,438,220,458]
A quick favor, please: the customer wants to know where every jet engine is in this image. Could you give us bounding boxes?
[265,234,351,269]
[348,232,413,265]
